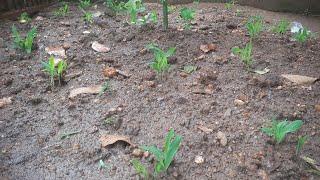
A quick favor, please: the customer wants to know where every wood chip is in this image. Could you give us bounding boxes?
[197,125,213,134]
[281,74,318,85]
[69,85,102,99]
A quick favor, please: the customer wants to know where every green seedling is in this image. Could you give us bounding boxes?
[183,65,197,74]
[106,0,126,13]
[168,5,176,14]
[272,19,289,35]
[141,129,182,176]
[54,3,69,16]
[138,11,158,25]
[131,159,149,179]
[42,56,67,88]
[232,42,253,71]
[79,0,91,9]
[146,43,175,77]
[225,0,236,10]
[296,135,308,155]
[60,130,81,140]
[103,117,115,125]
[261,119,303,144]
[246,16,263,39]
[180,7,196,30]
[12,25,37,53]
[57,60,67,86]
[124,0,145,24]
[19,12,31,23]
[294,27,310,43]
[83,12,94,23]
[99,159,108,169]
[99,81,110,96]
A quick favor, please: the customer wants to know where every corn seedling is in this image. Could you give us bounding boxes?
[261,119,303,144]
[225,0,236,10]
[124,0,145,24]
[12,25,37,54]
[294,27,310,43]
[79,0,91,9]
[54,3,69,16]
[19,12,31,23]
[180,7,196,30]
[296,136,308,155]
[99,81,110,96]
[272,19,289,35]
[106,0,126,13]
[232,42,253,71]
[146,43,175,77]
[42,56,67,88]
[83,12,94,23]
[136,129,182,177]
[131,159,149,179]
[246,16,263,39]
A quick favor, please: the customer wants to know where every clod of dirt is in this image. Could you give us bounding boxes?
[217,131,228,146]
[197,69,218,85]
[194,155,205,164]
[143,71,156,81]
[0,97,12,108]
[45,46,66,58]
[69,85,102,99]
[100,134,133,148]
[200,43,217,53]
[226,23,237,30]
[103,67,117,78]
[281,74,318,85]
[194,54,205,61]
[92,41,110,53]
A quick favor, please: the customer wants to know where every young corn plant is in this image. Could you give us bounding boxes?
[83,12,94,23]
[272,19,289,35]
[42,56,56,88]
[232,42,253,71]
[225,0,236,10]
[79,0,91,9]
[42,56,67,88]
[54,3,69,16]
[294,27,310,43]
[124,0,145,24]
[131,129,182,178]
[146,43,175,78]
[19,12,31,23]
[246,16,263,39]
[296,136,308,155]
[12,25,37,54]
[180,7,196,30]
[106,0,126,13]
[261,119,303,144]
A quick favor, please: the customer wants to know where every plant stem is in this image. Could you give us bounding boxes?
[162,0,168,30]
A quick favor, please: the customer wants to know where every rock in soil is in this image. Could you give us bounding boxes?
[217,131,228,146]
[194,155,205,164]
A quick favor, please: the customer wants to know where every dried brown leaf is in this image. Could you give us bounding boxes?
[69,85,102,98]
[100,134,133,147]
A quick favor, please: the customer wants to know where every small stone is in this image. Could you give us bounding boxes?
[180,72,188,78]
[45,46,66,58]
[194,54,205,61]
[194,155,204,164]
[83,31,90,34]
[63,42,71,50]
[143,151,149,158]
[144,81,156,88]
[132,148,143,157]
[0,97,12,108]
[35,16,44,21]
[92,41,110,53]
[217,131,228,146]
[224,108,232,117]
[103,67,117,78]
[93,11,103,18]
[234,99,245,106]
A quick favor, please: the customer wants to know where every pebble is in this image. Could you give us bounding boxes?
[217,131,228,146]
[234,99,245,106]
[132,148,143,157]
[194,155,204,164]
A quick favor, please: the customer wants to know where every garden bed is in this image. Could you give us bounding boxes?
[0,2,319,179]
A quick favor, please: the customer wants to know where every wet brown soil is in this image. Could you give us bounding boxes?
[0,2,319,180]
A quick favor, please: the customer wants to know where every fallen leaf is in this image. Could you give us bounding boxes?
[281,74,318,85]
[45,46,66,58]
[69,85,102,98]
[197,125,213,134]
[0,97,12,108]
[100,134,133,147]
[103,67,117,78]
[315,105,320,113]
[254,68,270,75]
[92,41,110,53]
[200,43,217,53]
